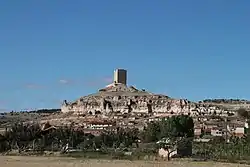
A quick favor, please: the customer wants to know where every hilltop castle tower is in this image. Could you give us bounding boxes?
[113,69,127,85]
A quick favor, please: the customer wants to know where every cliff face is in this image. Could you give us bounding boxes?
[61,83,233,116]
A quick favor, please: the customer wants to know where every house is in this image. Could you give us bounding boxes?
[193,138,211,143]
[156,137,192,158]
[128,121,136,126]
[85,120,115,130]
[194,128,202,137]
[233,127,245,137]
[113,115,124,119]
[83,129,102,136]
[211,129,224,137]
[128,117,136,121]
[158,148,177,159]
[210,128,229,137]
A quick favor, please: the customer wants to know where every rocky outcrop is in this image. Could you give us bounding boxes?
[61,83,234,117]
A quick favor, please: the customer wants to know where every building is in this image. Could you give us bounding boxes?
[84,120,115,130]
[233,127,245,137]
[114,69,127,85]
[194,128,202,137]
[211,128,227,137]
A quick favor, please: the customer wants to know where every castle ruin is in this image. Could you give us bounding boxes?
[60,69,230,117]
[113,69,127,85]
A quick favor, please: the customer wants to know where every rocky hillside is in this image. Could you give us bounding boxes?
[199,99,250,111]
[61,83,235,117]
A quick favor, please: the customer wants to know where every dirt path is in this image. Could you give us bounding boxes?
[0,156,248,167]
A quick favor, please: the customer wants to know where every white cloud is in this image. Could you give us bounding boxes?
[59,79,70,84]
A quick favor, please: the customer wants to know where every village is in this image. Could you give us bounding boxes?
[0,69,249,160]
[47,69,248,143]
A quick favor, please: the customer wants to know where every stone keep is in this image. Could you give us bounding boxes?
[113,69,127,85]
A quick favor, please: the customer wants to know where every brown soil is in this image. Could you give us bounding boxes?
[0,156,248,167]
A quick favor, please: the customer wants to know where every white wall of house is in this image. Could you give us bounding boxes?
[158,148,177,158]
[86,124,113,129]
[235,127,244,134]
[211,129,223,136]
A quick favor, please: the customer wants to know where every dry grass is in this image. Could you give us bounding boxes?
[0,156,249,167]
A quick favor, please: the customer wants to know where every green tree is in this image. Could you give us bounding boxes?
[143,115,194,160]
[237,108,249,119]
[142,115,194,143]
[160,115,194,139]
[141,122,161,142]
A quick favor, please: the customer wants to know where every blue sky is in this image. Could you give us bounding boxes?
[0,0,250,111]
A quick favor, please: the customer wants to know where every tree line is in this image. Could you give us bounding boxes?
[1,114,250,162]
[201,99,250,104]
[0,122,140,154]
[0,115,193,156]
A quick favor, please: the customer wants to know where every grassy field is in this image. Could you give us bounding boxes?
[0,156,249,167]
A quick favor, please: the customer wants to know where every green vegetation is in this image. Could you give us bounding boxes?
[142,114,194,141]
[202,99,250,104]
[140,115,194,160]
[1,114,250,163]
[21,108,61,113]
[193,137,250,163]
[0,109,60,128]
[0,115,194,160]
[237,108,250,119]
[0,122,140,154]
